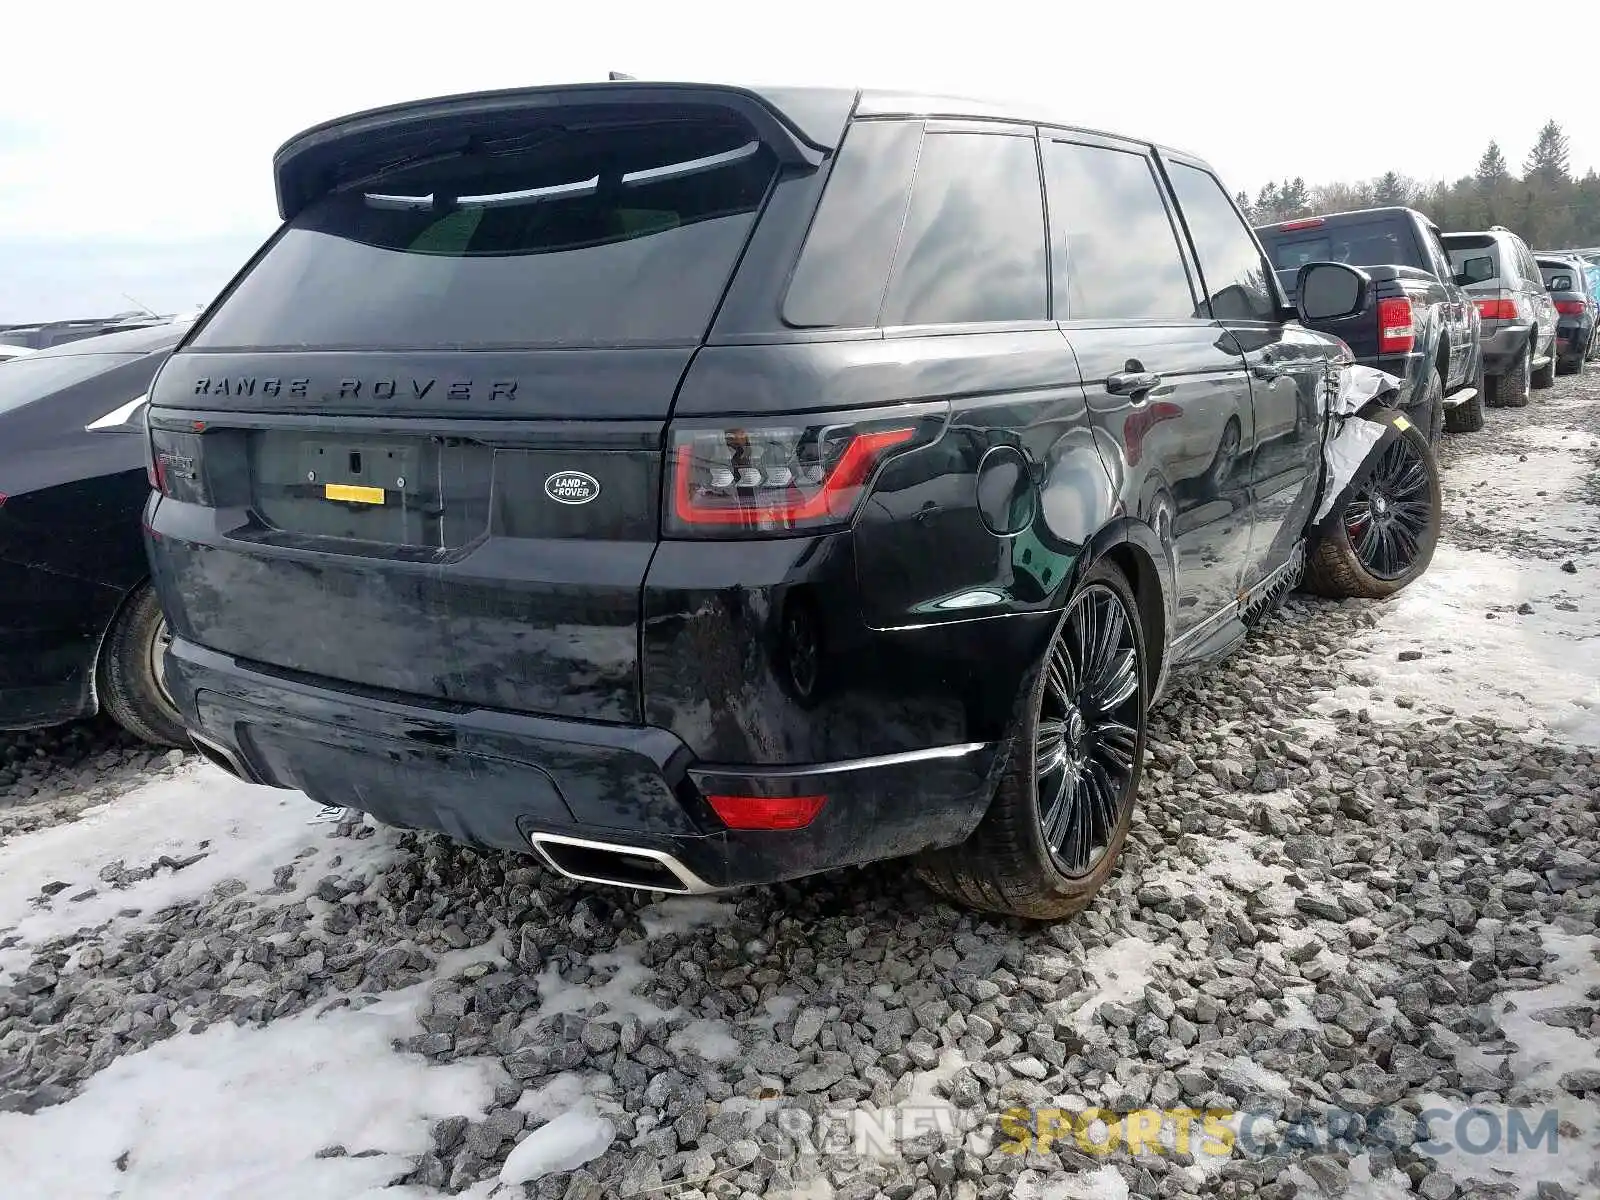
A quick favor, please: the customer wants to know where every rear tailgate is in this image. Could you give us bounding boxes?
[146,91,796,724]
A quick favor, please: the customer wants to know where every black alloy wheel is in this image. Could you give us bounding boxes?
[1034,583,1141,876]
[1342,435,1432,580]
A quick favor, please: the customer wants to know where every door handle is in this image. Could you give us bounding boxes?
[1107,371,1161,397]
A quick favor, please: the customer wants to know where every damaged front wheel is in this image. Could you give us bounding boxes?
[1303,407,1441,600]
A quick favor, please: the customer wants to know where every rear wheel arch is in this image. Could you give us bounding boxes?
[1085,522,1171,702]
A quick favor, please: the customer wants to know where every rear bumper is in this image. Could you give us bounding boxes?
[0,629,99,730]
[1555,317,1592,358]
[166,637,1001,889]
[1479,323,1532,375]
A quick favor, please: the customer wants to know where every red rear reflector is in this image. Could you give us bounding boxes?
[1277,217,1325,231]
[1475,298,1518,320]
[706,793,827,830]
[1377,297,1415,353]
[1554,300,1585,315]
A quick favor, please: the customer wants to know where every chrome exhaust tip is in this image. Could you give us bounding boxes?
[528,833,715,895]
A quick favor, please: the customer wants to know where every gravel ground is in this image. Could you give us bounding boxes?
[0,719,191,845]
[1,377,1598,1200]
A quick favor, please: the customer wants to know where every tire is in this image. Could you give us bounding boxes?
[1532,334,1556,390]
[1488,337,1531,408]
[1303,408,1441,601]
[98,583,190,749]
[917,560,1145,920]
[1443,361,1486,434]
[1416,368,1444,446]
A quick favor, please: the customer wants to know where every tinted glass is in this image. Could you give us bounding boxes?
[1443,236,1500,284]
[0,352,141,416]
[1539,264,1576,291]
[1167,163,1277,321]
[784,120,922,328]
[1260,218,1424,272]
[879,132,1048,327]
[1045,141,1195,320]
[193,120,778,350]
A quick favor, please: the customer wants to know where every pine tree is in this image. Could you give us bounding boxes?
[1474,141,1510,187]
[1254,182,1280,221]
[1277,177,1310,217]
[1235,190,1256,221]
[1371,172,1411,206]
[1524,121,1571,185]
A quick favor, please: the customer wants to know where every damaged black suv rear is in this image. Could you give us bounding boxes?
[145,82,1440,919]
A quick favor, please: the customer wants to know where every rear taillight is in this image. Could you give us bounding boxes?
[143,406,163,492]
[665,406,946,537]
[706,793,827,830]
[1475,298,1519,321]
[1377,297,1415,354]
[1276,217,1325,231]
[1554,299,1585,315]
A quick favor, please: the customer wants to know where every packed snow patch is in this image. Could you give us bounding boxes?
[1311,545,1600,745]
[498,1109,615,1186]
[0,992,497,1199]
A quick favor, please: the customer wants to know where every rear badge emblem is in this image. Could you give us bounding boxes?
[544,471,601,505]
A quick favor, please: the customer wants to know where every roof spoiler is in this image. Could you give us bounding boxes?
[272,82,854,221]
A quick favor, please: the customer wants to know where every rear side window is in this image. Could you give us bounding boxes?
[1166,163,1277,322]
[192,119,778,351]
[1044,140,1195,320]
[783,120,922,328]
[1261,218,1423,272]
[878,132,1048,327]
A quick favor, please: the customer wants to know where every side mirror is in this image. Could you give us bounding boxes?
[1296,261,1371,323]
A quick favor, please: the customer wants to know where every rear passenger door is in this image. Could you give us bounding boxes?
[1043,135,1253,642]
[1160,157,1328,593]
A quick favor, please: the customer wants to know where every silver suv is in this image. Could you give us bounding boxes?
[1441,226,1558,408]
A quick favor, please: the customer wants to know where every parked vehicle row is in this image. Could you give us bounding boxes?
[1255,207,1483,438]
[1255,209,1588,433]
[117,82,1446,920]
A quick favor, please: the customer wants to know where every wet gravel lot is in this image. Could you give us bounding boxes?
[2,376,1598,1200]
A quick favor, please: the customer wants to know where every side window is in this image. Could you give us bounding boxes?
[878,132,1048,327]
[1166,162,1278,322]
[784,120,923,329]
[1044,140,1196,320]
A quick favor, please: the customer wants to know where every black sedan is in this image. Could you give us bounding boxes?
[0,320,190,746]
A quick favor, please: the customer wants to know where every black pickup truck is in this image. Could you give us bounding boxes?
[1256,207,1484,437]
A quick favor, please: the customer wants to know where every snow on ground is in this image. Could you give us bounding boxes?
[0,990,499,1199]
[1309,544,1600,742]
[1,380,1598,1198]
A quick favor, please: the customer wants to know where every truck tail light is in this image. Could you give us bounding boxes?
[1554,299,1585,315]
[1276,217,1325,231]
[1474,298,1519,321]
[665,405,946,538]
[1377,297,1415,354]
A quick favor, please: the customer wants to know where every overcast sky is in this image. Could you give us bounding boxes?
[3,0,1596,322]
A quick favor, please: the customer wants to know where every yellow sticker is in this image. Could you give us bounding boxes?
[324,483,386,505]
[1390,415,1411,431]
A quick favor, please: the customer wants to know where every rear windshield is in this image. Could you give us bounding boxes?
[0,352,141,416]
[1539,263,1578,291]
[193,119,778,351]
[1442,236,1500,285]
[1260,218,1423,272]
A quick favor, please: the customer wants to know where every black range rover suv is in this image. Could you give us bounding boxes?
[144,83,1439,918]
